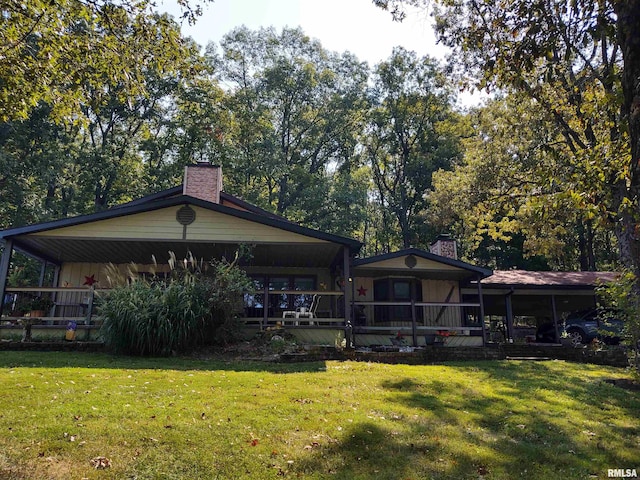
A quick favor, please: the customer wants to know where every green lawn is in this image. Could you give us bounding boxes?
[0,352,638,479]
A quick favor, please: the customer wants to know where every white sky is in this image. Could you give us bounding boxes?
[161,0,446,66]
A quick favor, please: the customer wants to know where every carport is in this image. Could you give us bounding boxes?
[461,270,618,343]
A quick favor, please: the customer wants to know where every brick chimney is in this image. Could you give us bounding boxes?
[183,162,223,204]
[429,233,458,260]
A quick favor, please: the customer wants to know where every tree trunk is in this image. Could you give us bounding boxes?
[614,0,640,294]
[613,0,640,372]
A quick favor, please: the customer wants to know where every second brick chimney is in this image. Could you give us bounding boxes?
[183,162,223,204]
[429,234,458,260]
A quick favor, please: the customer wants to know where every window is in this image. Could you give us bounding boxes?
[373,278,422,323]
[244,275,316,317]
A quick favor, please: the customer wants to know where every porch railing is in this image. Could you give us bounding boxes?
[1,286,105,339]
[353,300,485,346]
[2,287,486,347]
[241,290,346,329]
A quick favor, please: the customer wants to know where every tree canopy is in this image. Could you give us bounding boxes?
[374,0,639,286]
[2,0,637,280]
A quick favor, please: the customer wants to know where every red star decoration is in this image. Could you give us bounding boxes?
[357,285,367,297]
[83,274,97,286]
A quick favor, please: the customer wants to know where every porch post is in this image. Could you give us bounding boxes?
[85,286,95,340]
[0,239,14,317]
[411,282,418,347]
[262,282,269,331]
[476,274,487,346]
[39,261,47,287]
[342,247,351,325]
[52,266,60,288]
[551,295,560,343]
[505,290,515,343]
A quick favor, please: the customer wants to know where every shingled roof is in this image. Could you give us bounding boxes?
[481,270,619,288]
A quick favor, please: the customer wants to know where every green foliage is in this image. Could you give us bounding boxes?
[0,0,209,123]
[99,251,252,356]
[212,27,370,224]
[27,295,54,312]
[597,271,640,370]
[429,94,619,269]
[367,47,461,249]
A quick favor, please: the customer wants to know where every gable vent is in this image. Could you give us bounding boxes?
[176,205,196,225]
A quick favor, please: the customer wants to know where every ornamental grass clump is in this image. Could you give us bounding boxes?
[99,251,252,356]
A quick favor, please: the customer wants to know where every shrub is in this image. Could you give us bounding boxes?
[597,271,640,371]
[99,251,252,356]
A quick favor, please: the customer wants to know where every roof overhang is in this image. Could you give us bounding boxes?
[1,195,361,268]
[354,248,492,281]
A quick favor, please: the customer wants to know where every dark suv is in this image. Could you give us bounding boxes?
[536,309,624,345]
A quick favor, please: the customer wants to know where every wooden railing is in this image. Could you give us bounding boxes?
[1,286,108,340]
[1,287,485,346]
[352,300,485,346]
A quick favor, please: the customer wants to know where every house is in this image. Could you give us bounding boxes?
[0,163,493,347]
[5,164,616,348]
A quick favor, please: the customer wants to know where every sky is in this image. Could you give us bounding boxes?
[161,0,446,66]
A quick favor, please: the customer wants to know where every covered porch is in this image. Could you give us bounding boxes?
[348,248,492,348]
[0,196,360,343]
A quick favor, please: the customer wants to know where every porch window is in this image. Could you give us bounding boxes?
[244,275,316,317]
[244,277,265,317]
[373,278,422,324]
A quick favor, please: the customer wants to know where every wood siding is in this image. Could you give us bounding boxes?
[356,255,464,272]
[422,279,462,327]
[353,276,464,328]
[29,206,330,245]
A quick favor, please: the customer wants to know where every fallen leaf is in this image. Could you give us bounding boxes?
[90,456,111,469]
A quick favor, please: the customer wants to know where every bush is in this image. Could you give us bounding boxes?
[597,271,640,371]
[99,251,252,356]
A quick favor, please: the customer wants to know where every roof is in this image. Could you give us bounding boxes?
[480,270,619,288]
[354,248,493,278]
[0,194,362,250]
[113,186,292,222]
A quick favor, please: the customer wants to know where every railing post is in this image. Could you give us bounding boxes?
[343,247,351,326]
[476,274,487,346]
[262,283,269,330]
[85,286,94,340]
[411,299,417,347]
[551,295,560,343]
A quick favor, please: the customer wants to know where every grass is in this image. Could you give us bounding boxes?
[0,352,638,479]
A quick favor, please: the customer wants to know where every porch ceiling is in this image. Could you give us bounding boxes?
[14,236,343,268]
[353,266,480,281]
[466,293,597,318]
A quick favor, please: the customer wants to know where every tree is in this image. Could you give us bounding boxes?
[366,47,461,249]
[374,0,640,290]
[0,0,209,123]
[429,94,618,270]
[212,27,370,232]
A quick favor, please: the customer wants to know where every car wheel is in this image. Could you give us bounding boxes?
[566,329,585,346]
